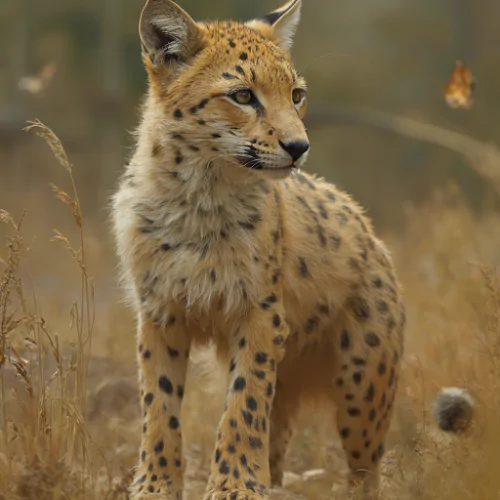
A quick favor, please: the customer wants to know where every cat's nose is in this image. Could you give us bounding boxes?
[279,140,310,161]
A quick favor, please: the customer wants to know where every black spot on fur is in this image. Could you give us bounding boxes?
[352,356,366,366]
[273,335,284,345]
[365,383,375,402]
[255,352,268,364]
[272,314,281,327]
[198,98,209,109]
[219,460,230,474]
[340,329,350,350]
[154,440,164,454]
[246,396,258,411]
[233,376,246,391]
[169,416,179,429]
[298,257,309,277]
[259,293,276,309]
[159,376,173,394]
[365,332,381,348]
[167,346,179,358]
[241,409,253,427]
[378,361,387,376]
[249,436,262,449]
[266,382,274,397]
[252,370,266,379]
[340,427,350,438]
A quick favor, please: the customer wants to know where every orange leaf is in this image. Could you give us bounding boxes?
[444,60,475,110]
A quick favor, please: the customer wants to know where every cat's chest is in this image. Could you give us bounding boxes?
[138,199,265,319]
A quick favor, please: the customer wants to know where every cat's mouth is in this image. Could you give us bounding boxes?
[235,148,296,172]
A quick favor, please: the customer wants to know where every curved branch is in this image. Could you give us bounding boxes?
[305,103,500,193]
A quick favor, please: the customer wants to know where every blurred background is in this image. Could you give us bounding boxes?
[2,2,500,499]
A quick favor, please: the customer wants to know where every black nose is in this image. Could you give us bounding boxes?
[279,140,310,162]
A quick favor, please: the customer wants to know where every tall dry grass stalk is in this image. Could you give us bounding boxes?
[0,121,103,499]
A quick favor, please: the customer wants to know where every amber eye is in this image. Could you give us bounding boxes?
[231,90,254,105]
[292,88,306,105]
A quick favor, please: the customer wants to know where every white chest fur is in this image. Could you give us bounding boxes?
[113,162,271,322]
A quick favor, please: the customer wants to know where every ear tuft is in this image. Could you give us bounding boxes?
[256,0,302,50]
[139,0,204,65]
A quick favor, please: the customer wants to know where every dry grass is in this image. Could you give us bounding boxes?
[1,123,500,500]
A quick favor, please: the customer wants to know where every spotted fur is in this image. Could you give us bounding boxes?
[111,1,405,498]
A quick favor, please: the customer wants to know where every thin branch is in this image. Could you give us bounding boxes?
[305,104,500,194]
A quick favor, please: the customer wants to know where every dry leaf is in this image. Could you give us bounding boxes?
[444,60,475,110]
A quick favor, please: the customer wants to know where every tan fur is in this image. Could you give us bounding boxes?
[111,1,405,498]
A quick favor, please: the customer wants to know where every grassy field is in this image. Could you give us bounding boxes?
[1,123,500,500]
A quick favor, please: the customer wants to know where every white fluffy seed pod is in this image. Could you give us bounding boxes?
[433,387,475,433]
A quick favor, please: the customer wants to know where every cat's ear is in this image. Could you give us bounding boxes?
[139,0,205,66]
[247,0,302,50]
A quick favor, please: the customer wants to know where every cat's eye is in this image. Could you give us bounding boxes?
[231,90,254,105]
[292,88,306,105]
